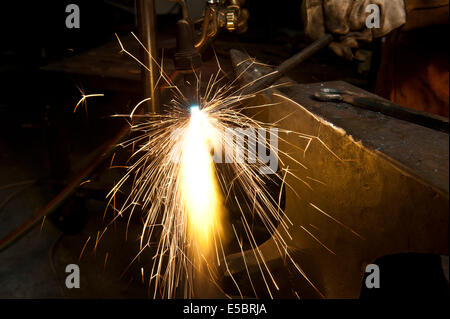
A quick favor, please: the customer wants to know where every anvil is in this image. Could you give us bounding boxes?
[223,49,449,298]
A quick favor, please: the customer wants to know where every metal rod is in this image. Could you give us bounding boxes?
[243,34,334,95]
[137,0,160,113]
[315,88,449,133]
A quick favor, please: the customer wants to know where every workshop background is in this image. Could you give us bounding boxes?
[0,0,448,299]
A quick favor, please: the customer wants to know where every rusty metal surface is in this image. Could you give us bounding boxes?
[279,81,449,195]
[227,49,449,298]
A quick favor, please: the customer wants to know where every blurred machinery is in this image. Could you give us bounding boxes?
[136,0,249,110]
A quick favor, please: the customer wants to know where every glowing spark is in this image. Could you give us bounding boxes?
[179,109,227,258]
[79,236,91,262]
[40,216,46,232]
[104,252,109,269]
[74,93,104,112]
[79,179,91,186]
[300,226,336,255]
[309,203,365,240]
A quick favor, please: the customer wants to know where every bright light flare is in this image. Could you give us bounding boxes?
[189,105,200,115]
[103,33,353,298]
[179,109,226,258]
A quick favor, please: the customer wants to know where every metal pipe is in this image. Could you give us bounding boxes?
[242,34,334,95]
[195,6,215,49]
[169,0,189,20]
[137,0,160,113]
[174,19,202,106]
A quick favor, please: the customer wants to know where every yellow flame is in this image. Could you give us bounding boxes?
[179,109,226,258]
